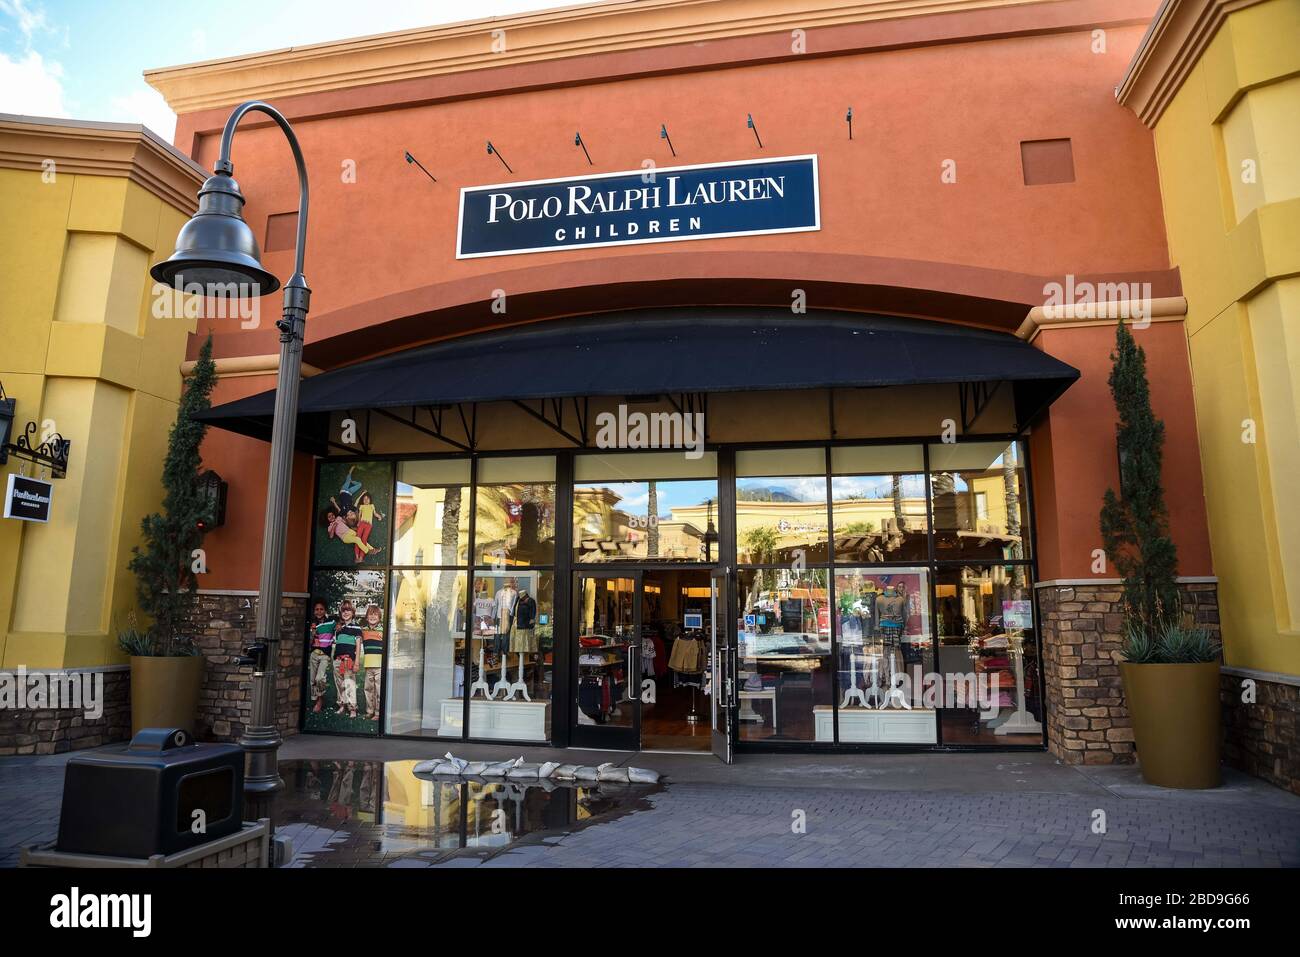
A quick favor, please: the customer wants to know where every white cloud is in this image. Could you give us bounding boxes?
[0,0,49,44]
[0,47,66,116]
[110,86,176,141]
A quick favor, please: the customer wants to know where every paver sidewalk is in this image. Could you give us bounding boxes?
[3,741,1297,868]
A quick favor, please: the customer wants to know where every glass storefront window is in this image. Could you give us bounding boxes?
[736,448,829,565]
[736,567,832,741]
[934,564,1040,745]
[393,460,471,566]
[928,441,1030,562]
[474,457,557,567]
[385,569,468,736]
[573,453,719,563]
[833,567,935,742]
[465,570,554,741]
[831,445,928,563]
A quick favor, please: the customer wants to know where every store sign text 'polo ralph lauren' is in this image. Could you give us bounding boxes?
[457,155,819,258]
[4,473,52,523]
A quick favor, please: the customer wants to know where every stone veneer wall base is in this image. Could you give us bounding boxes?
[1220,670,1299,796]
[0,669,131,755]
[182,593,306,743]
[1039,581,1220,766]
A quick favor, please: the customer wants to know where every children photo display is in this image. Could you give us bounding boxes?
[304,568,387,735]
[314,461,394,567]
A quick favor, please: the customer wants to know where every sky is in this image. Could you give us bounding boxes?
[0,0,571,140]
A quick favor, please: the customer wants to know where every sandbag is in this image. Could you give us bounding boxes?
[506,763,544,780]
[441,752,469,773]
[538,761,562,779]
[462,761,490,776]
[627,766,661,784]
[482,757,524,777]
[551,764,581,780]
[573,765,601,782]
[596,763,631,783]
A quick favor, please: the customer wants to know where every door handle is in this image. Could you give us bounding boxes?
[624,644,638,702]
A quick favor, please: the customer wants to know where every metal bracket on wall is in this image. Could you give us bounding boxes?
[958,380,1004,434]
[0,421,71,479]
[514,397,588,447]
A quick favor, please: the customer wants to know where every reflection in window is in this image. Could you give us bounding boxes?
[735,476,829,564]
[474,484,556,566]
[386,569,467,736]
[934,564,1041,745]
[928,442,1029,562]
[737,567,832,741]
[832,474,928,562]
[573,479,720,562]
[393,461,471,566]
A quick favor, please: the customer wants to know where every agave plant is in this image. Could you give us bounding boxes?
[1119,622,1159,664]
[1153,621,1222,663]
[1121,619,1221,664]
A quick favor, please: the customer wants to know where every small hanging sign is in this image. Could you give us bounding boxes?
[4,473,53,522]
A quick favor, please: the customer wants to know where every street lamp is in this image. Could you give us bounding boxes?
[151,100,311,819]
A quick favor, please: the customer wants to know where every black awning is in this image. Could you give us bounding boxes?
[198,308,1078,450]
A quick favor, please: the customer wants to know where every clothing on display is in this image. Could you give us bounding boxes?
[667,634,705,673]
[876,588,907,629]
[510,590,538,652]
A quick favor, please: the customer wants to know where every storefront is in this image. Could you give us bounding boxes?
[144,0,1221,764]
[198,306,1074,755]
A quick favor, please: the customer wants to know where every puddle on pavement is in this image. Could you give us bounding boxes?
[276,759,659,867]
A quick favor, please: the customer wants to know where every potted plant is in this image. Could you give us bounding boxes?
[120,334,217,735]
[1118,620,1222,788]
[1102,319,1222,788]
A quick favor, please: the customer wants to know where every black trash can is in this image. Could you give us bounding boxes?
[57,728,244,859]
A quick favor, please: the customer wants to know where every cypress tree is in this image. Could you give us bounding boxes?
[128,333,217,655]
[1099,320,1181,636]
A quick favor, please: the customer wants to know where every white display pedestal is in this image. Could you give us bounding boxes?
[440,698,550,741]
[814,706,937,743]
[994,641,1042,736]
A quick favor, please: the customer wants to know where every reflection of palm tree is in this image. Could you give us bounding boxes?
[1003,444,1024,586]
[742,526,777,613]
[890,474,906,552]
[433,487,462,616]
[932,472,958,532]
[647,481,659,558]
[892,475,906,529]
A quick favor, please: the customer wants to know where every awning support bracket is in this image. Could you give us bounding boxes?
[341,408,372,454]
[371,406,473,453]
[958,380,1004,433]
[665,392,708,442]
[514,396,588,447]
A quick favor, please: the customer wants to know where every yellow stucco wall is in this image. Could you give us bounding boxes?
[0,156,199,668]
[1147,0,1300,674]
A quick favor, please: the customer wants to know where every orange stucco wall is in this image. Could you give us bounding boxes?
[174,13,1173,365]
[165,0,1212,590]
[1031,321,1213,581]
[200,371,315,591]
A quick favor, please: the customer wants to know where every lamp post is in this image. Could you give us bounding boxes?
[151,101,310,819]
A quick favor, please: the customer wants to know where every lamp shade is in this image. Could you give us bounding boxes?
[150,172,279,295]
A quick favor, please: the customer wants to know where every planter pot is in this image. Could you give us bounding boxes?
[1120,660,1221,789]
[129,655,204,736]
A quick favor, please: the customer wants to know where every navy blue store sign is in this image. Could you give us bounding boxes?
[457,154,819,259]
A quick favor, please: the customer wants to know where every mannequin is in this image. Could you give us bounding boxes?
[511,587,538,653]
[494,578,519,655]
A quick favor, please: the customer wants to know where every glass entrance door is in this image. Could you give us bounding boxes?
[570,572,640,751]
[710,565,734,763]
